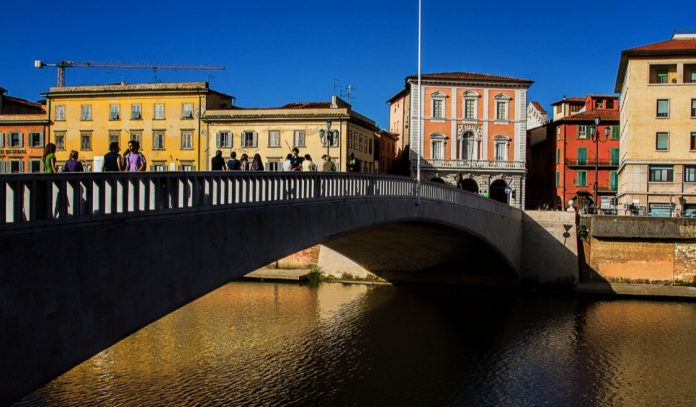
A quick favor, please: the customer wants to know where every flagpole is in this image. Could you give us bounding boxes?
[416,0,422,203]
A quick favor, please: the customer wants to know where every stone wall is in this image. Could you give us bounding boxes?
[586,216,696,282]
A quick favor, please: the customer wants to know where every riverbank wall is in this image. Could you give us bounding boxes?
[581,216,696,284]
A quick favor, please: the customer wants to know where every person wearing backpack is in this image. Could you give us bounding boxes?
[124,140,147,172]
[63,150,84,172]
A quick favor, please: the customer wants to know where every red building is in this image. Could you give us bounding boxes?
[0,88,48,174]
[527,94,620,212]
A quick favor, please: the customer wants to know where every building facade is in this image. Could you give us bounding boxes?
[0,88,48,173]
[526,101,548,130]
[388,72,533,208]
[44,82,233,171]
[203,96,379,172]
[615,32,696,217]
[375,129,399,174]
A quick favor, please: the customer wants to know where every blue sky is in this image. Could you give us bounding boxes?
[2,0,696,128]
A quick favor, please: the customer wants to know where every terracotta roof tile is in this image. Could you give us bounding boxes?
[625,38,696,52]
[562,110,619,122]
[530,101,547,114]
[550,97,585,105]
[406,72,533,84]
[616,38,696,92]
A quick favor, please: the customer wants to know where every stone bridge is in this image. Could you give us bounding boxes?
[0,172,577,405]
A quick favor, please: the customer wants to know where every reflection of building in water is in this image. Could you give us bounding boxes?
[316,283,370,322]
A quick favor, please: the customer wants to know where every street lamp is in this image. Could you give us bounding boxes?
[319,120,338,163]
[591,115,610,211]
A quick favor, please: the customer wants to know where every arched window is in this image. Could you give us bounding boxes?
[494,135,510,161]
[456,131,475,160]
[430,134,446,160]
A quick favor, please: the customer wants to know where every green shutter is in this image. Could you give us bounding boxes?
[611,148,619,165]
[556,172,560,187]
[612,125,620,139]
[610,171,618,191]
[578,148,587,165]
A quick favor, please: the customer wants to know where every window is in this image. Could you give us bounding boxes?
[154,103,165,120]
[81,132,92,151]
[692,99,696,117]
[9,132,22,147]
[109,131,120,145]
[649,165,673,182]
[578,125,588,139]
[684,64,696,83]
[656,132,669,151]
[241,131,258,148]
[556,126,561,140]
[151,161,167,172]
[457,132,474,160]
[610,148,619,166]
[685,166,696,182]
[465,98,476,119]
[494,93,512,121]
[494,135,509,161]
[129,131,142,145]
[268,130,280,147]
[179,162,195,171]
[612,125,620,139]
[131,104,142,120]
[496,101,507,120]
[596,100,604,109]
[293,130,305,147]
[55,105,65,121]
[359,135,364,151]
[610,171,618,191]
[153,130,165,150]
[606,99,614,109]
[81,104,92,121]
[650,64,677,84]
[182,103,194,119]
[433,99,443,118]
[556,148,560,164]
[691,132,696,151]
[369,138,373,154]
[556,171,560,187]
[431,139,444,159]
[267,160,282,172]
[0,132,3,148]
[181,131,193,150]
[577,147,587,165]
[29,160,41,173]
[577,171,587,186]
[656,99,669,117]
[109,104,120,120]
[216,131,232,148]
[29,132,43,147]
[8,160,23,174]
[55,132,66,150]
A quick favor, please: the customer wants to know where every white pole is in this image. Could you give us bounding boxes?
[416,0,422,194]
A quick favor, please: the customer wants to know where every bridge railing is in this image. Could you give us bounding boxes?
[0,172,514,227]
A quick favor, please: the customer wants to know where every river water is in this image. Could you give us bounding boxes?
[15,282,696,406]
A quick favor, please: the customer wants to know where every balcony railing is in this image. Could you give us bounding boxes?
[414,159,526,170]
[565,160,618,168]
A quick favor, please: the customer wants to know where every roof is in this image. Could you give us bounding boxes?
[615,38,696,92]
[558,110,619,122]
[529,101,547,114]
[386,88,408,104]
[550,97,585,106]
[44,81,232,98]
[405,72,534,85]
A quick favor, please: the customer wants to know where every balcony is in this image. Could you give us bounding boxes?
[565,160,618,168]
[415,159,526,171]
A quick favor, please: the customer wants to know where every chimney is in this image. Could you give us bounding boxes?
[331,95,338,109]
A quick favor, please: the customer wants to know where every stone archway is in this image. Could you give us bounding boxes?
[489,179,509,204]
[458,178,479,194]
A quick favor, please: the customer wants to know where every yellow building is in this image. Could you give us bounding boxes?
[44,82,233,170]
[615,32,696,217]
[203,96,379,171]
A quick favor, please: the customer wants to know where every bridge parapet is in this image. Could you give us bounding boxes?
[0,172,514,229]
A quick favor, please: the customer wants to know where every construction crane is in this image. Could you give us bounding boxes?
[34,60,225,87]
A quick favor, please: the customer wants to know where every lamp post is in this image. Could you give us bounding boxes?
[591,115,610,211]
[319,120,338,164]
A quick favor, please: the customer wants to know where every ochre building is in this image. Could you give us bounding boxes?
[615,31,696,217]
[203,96,379,172]
[0,88,48,173]
[44,82,233,171]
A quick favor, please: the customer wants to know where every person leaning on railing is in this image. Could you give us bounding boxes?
[42,143,57,173]
[102,142,123,172]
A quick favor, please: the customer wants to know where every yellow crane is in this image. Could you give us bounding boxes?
[34,60,225,87]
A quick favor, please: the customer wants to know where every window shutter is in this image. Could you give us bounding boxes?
[0,160,4,174]
[0,132,3,148]
[18,132,24,148]
[241,133,247,148]
[226,133,232,148]
[253,132,258,148]
[39,132,45,147]
[19,161,24,174]
[613,125,620,138]
[216,132,221,148]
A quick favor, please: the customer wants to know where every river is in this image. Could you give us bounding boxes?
[14,282,696,406]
